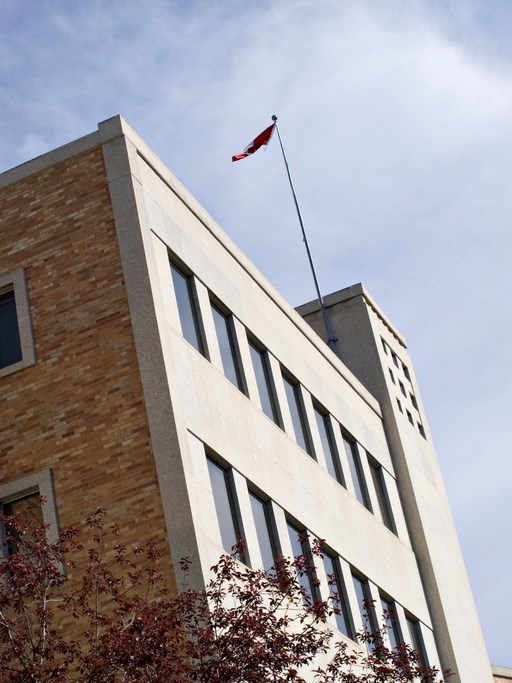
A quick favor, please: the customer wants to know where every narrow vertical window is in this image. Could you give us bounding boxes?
[282,374,314,456]
[368,459,396,533]
[314,405,344,485]
[287,522,320,602]
[323,552,354,638]
[248,340,280,424]
[211,303,245,391]
[380,596,402,650]
[207,457,243,555]
[0,290,22,369]
[406,616,428,667]
[170,262,205,355]
[249,491,279,572]
[342,434,371,510]
[352,574,378,633]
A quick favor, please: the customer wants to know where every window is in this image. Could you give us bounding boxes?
[248,340,281,425]
[342,434,371,510]
[399,380,407,397]
[410,393,418,410]
[170,261,206,355]
[368,459,396,533]
[0,268,35,378]
[287,522,320,602]
[207,457,244,556]
[0,290,22,369]
[211,303,245,392]
[282,374,314,456]
[406,615,428,667]
[388,368,396,385]
[249,491,279,572]
[381,338,389,355]
[391,351,400,369]
[1,492,44,556]
[313,405,344,485]
[418,422,426,439]
[402,363,411,382]
[352,573,378,633]
[323,551,354,638]
[380,596,402,650]
[396,398,403,413]
[0,470,58,557]
[406,409,414,425]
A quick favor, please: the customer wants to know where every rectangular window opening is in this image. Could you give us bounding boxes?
[210,302,246,392]
[0,289,22,370]
[313,405,344,485]
[368,459,396,534]
[170,260,206,356]
[249,490,279,572]
[323,551,354,639]
[342,434,371,510]
[248,339,281,425]
[380,595,402,650]
[406,615,429,668]
[352,573,379,635]
[207,456,245,560]
[287,522,320,603]
[282,373,314,457]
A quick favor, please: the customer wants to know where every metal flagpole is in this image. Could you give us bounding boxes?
[271,115,336,349]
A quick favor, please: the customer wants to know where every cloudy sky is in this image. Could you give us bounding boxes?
[1,0,511,666]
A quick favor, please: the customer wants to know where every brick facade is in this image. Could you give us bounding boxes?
[0,147,175,590]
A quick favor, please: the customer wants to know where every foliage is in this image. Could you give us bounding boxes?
[0,505,447,682]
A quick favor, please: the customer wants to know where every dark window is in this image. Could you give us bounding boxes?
[170,262,205,355]
[406,616,428,667]
[342,435,371,510]
[323,552,354,638]
[368,459,396,533]
[313,405,344,485]
[380,596,402,650]
[406,409,414,425]
[418,422,426,439]
[410,393,418,410]
[287,522,320,602]
[396,398,403,413]
[207,457,243,556]
[282,374,314,456]
[249,491,279,572]
[1,492,43,557]
[352,573,378,634]
[391,351,400,368]
[211,303,245,391]
[381,338,389,355]
[0,290,22,369]
[402,364,411,381]
[399,380,407,397]
[388,368,396,385]
[248,340,281,425]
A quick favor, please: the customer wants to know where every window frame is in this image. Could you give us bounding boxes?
[248,489,280,572]
[368,457,396,533]
[380,594,403,650]
[352,572,379,634]
[169,258,208,357]
[341,432,372,511]
[0,470,59,558]
[286,520,321,603]
[0,268,36,379]
[206,455,246,560]
[281,371,315,457]
[210,300,246,393]
[322,549,355,639]
[405,614,429,668]
[313,403,345,485]
[247,337,282,426]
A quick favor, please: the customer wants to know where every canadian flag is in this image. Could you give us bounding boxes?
[232,123,276,162]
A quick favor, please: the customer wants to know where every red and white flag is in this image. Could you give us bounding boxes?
[232,123,276,162]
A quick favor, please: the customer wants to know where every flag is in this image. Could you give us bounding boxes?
[232,123,276,162]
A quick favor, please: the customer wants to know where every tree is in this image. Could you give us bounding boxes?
[0,505,448,682]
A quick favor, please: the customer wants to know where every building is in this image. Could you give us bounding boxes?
[493,665,512,682]
[0,116,492,682]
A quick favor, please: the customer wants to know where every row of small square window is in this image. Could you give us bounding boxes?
[381,338,411,383]
[396,398,426,439]
[207,453,431,664]
[170,258,398,533]
[388,367,418,409]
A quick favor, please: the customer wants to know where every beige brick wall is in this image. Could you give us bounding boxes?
[0,147,176,591]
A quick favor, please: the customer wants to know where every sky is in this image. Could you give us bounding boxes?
[1,0,511,667]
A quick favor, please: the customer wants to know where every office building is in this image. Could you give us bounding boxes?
[0,116,492,682]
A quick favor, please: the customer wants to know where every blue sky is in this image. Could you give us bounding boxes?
[2,0,511,666]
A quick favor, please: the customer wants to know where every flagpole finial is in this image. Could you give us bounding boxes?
[272,115,278,122]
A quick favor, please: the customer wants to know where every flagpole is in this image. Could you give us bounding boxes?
[271,115,336,349]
